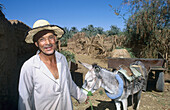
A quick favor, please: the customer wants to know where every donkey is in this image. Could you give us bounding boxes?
[79,61,147,110]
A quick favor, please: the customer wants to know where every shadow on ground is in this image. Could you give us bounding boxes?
[86,100,116,110]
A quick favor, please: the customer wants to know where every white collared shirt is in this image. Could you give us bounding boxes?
[18,51,87,110]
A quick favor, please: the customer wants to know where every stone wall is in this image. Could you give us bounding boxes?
[0,10,37,110]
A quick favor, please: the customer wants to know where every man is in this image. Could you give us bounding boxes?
[18,19,87,110]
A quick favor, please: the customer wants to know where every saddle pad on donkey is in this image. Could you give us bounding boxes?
[118,65,143,82]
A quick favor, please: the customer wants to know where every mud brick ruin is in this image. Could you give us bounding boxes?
[0,11,37,110]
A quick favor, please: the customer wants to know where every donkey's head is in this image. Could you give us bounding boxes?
[79,61,103,94]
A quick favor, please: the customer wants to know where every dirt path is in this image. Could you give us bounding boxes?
[70,52,170,110]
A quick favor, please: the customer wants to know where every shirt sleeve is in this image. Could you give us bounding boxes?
[18,62,34,110]
[64,59,87,103]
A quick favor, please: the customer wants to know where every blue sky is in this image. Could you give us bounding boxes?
[1,0,127,31]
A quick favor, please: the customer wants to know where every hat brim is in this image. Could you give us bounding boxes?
[25,25,65,43]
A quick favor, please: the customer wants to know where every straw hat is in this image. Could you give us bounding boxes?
[25,19,65,43]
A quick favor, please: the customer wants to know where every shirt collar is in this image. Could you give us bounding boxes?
[33,50,62,68]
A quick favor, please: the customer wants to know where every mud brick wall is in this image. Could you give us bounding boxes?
[0,11,17,110]
[0,11,37,110]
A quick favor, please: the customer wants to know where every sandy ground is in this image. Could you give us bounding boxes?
[70,53,170,110]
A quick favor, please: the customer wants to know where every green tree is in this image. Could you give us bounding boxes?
[60,27,71,46]
[81,27,88,32]
[70,27,79,35]
[113,0,169,58]
[80,24,97,37]
[60,27,79,46]
[87,24,96,37]
[106,25,120,36]
[95,27,104,35]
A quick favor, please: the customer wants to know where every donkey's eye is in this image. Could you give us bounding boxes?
[95,67,100,73]
[88,79,93,82]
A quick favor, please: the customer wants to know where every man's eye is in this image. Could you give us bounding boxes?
[39,38,45,42]
[49,35,55,39]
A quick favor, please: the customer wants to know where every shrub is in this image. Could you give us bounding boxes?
[60,50,76,63]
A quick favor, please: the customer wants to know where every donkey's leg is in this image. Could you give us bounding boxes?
[133,90,142,110]
[122,98,127,110]
[115,101,121,110]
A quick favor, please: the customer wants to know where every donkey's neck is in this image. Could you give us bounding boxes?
[100,70,120,94]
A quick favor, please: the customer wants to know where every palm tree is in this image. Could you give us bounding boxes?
[0,4,2,11]
[87,25,95,37]
[0,4,5,11]
[59,27,71,47]
[70,27,79,35]
[95,27,104,35]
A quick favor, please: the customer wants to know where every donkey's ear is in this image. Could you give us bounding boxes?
[78,61,93,70]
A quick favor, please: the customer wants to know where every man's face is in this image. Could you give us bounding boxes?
[35,32,57,56]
